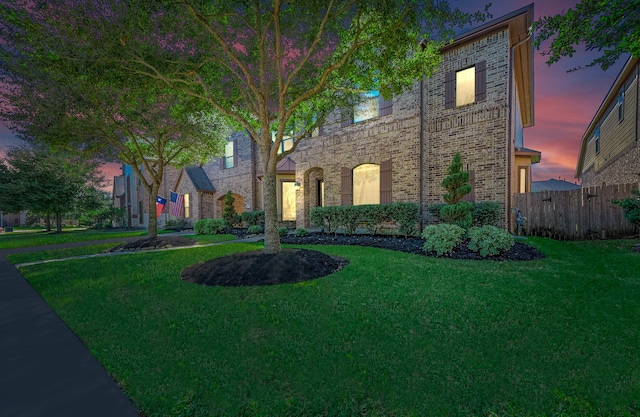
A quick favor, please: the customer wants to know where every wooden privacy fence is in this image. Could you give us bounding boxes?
[512,182,638,240]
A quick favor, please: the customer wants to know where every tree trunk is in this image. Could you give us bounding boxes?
[147,181,160,239]
[45,213,51,231]
[262,159,281,255]
[55,212,62,233]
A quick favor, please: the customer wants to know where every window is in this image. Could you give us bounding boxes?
[595,127,600,154]
[317,179,324,207]
[184,193,190,218]
[445,61,486,109]
[456,67,475,107]
[353,164,380,205]
[281,181,296,221]
[354,91,380,123]
[518,167,528,193]
[618,89,624,122]
[272,131,294,154]
[224,141,234,168]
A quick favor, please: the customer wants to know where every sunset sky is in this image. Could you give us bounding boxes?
[0,1,627,188]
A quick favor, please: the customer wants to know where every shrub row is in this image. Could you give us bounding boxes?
[194,218,226,235]
[421,223,514,257]
[241,211,265,226]
[310,203,420,237]
[426,201,502,228]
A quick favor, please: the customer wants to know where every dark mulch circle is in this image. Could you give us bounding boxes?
[106,236,196,252]
[181,248,349,287]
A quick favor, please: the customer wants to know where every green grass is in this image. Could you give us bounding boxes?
[7,243,123,264]
[187,233,237,245]
[14,238,640,416]
[0,229,151,249]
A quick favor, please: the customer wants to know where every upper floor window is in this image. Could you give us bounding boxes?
[618,89,624,122]
[272,131,294,155]
[445,61,486,109]
[224,141,235,168]
[341,90,393,127]
[595,126,600,154]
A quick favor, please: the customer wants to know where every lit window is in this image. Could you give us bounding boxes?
[519,167,527,193]
[281,182,296,221]
[354,90,379,123]
[184,194,190,218]
[224,141,234,168]
[353,164,380,205]
[456,67,475,107]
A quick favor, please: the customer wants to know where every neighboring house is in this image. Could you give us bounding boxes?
[0,211,27,228]
[117,5,540,231]
[112,164,178,228]
[576,57,640,186]
[532,178,580,192]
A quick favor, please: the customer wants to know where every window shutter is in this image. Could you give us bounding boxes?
[462,170,475,202]
[475,61,486,102]
[378,95,393,117]
[380,159,392,204]
[233,141,238,167]
[445,70,455,109]
[341,167,353,206]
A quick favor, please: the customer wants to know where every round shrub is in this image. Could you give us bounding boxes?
[467,225,514,257]
[194,218,226,235]
[294,228,309,237]
[247,225,263,235]
[421,223,466,256]
[278,226,289,237]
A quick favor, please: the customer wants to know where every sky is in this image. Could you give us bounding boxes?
[0,0,628,187]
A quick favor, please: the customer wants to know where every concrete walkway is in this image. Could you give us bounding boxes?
[0,236,146,417]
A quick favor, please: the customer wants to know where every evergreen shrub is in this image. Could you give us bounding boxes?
[247,225,263,234]
[467,225,514,257]
[194,218,226,235]
[421,223,466,256]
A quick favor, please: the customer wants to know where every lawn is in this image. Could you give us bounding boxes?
[0,229,151,249]
[14,238,640,416]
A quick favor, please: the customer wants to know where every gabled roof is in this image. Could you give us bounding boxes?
[276,156,296,174]
[442,4,534,127]
[185,166,215,192]
[532,179,580,192]
[575,57,639,177]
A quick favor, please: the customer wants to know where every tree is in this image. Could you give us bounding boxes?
[0,2,232,238]
[440,152,472,229]
[532,0,640,71]
[0,0,485,254]
[0,146,104,232]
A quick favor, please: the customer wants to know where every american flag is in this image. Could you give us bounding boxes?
[170,191,184,217]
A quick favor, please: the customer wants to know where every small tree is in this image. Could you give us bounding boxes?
[440,152,472,229]
[612,187,640,235]
[222,191,238,228]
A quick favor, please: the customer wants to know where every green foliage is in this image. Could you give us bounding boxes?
[421,223,466,256]
[612,188,640,231]
[163,219,189,231]
[241,211,265,227]
[278,227,289,237]
[335,206,361,235]
[471,201,502,227]
[358,204,391,235]
[294,228,309,237]
[532,0,640,71]
[222,191,241,227]
[440,152,472,229]
[247,225,264,235]
[309,206,340,234]
[389,202,421,237]
[426,203,446,223]
[467,226,515,257]
[194,218,226,235]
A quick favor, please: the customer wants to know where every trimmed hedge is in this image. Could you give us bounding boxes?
[241,211,265,226]
[194,218,226,235]
[309,203,420,236]
[278,226,289,237]
[428,201,502,227]
[247,225,263,234]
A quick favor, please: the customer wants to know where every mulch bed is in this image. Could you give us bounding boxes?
[109,232,545,287]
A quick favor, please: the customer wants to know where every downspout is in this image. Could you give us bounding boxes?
[419,77,425,230]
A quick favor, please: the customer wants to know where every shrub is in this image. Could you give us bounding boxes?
[359,204,391,235]
[612,188,640,232]
[241,210,265,226]
[164,219,188,231]
[336,206,360,235]
[310,206,339,234]
[389,202,420,237]
[421,223,466,256]
[278,226,289,237]
[194,218,226,235]
[467,225,514,257]
[440,152,472,229]
[247,225,263,234]
[426,203,446,223]
[294,227,309,237]
[222,191,240,227]
[471,201,502,227]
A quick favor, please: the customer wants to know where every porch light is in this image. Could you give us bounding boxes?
[294,182,301,191]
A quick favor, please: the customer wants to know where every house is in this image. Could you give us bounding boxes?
[129,5,539,232]
[575,57,640,186]
[532,178,580,192]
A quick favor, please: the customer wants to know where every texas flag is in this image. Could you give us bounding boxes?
[156,196,167,218]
